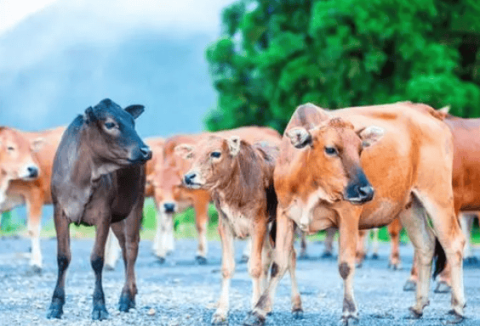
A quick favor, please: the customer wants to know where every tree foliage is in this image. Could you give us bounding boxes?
[205,0,480,132]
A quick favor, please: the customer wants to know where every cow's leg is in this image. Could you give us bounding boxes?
[166,214,175,254]
[435,262,452,293]
[152,206,161,255]
[249,221,267,308]
[403,252,419,291]
[417,194,465,321]
[241,237,252,263]
[298,230,308,259]
[104,229,121,271]
[388,219,402,270]
[244,212,296,325]
[261,234,273,296]
[355,229,367,268]
[212,218,235,325]
[47,207,70,319]
[90,218,110,320]
[288,238,303,318]
[461,214,475,263]
[322,227,336,258]
[194,195,209,264]
[371,228,379,259]
[153,210,168,263]
[338,219,359,325]
[26,193,44,273]
[117,204,142,312]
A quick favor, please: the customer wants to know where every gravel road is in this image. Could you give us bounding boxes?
[0,236,479,326]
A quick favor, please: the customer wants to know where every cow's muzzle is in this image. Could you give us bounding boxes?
[346,184,375,204]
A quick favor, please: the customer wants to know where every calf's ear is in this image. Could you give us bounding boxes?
[286,127,312,149]
[125,105,145,119]
[31,138,45,153]
[84,106,96,124]
[358,126,384,148]
[227,136,241,156]
[175,144,194,160]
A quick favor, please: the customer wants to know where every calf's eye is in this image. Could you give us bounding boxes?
[211,151,221,159]
[7,146,15,152]
[325,147,337,156]
[104,122,116,130]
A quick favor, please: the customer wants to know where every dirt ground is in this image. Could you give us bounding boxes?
[0,236,479,326]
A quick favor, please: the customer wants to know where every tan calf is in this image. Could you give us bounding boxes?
[1,126,64,271]
[178,134,280,325]
[150,127,281,264]
[246,102,464,325]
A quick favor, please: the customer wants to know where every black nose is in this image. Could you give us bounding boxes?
[28,167,38,178]
[184,173,196,186]
[357,185,374,201]
[140,146,152,160]
[164,203,175,213]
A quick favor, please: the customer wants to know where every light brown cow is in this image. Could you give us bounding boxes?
[177,135,280,324]
[245,102,465,326]
[0,127,43,204]
[150,127,282,264]
[386,109,480,293]
[0,126,64,271]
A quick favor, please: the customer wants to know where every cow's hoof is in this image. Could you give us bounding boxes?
[405,307,422,319]
[371,253,379,260]
[243,311,265,326]
[434,281,451,294]
[403,280,416,292]
[388,263,401,271]
[356,262,363,269]
[119,295,135,312]
[196,256,207,265]
[31,265,42,275]
[464,256,478,265]
[157,257,166,264]
[298,252,309,260]
[339,316,359,326]
[211,313,228,325]
[292,308,304,319]
[321,252,333,259]
[444,310,464,324]
[92,305,109,321]
[240,255,249,264]
[46,304,63,319]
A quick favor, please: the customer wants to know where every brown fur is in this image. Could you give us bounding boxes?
[180,135,280,323]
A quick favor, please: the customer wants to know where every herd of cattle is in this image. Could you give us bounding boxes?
[1,98,479,325]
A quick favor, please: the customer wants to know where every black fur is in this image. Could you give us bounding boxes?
[433,238,447,279]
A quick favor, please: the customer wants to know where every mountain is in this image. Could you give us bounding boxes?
[0,0,231,138]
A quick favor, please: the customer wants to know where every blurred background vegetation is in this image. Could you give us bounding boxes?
[206,0,480,133]
[2,0,480,244]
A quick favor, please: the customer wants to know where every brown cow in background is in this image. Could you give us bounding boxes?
[150,127,282,264]
[0,126,64,272]
[246,102,464,325]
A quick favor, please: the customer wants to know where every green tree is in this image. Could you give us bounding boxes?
[206,0,480,132]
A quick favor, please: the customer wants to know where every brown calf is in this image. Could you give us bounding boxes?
[1,126,65,271]
[47,99,152,320]
[246,102,464,325]
[177,134,280,324]
[150,127,282,264]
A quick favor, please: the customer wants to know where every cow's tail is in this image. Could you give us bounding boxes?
[433,238,447,279]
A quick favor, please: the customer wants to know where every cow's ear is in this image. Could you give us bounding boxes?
[286,127,312,149]
[125,105,145,119]
[31,138,45,153]
[227,136,241,156]
[439,105,451,114]
[175,144,194,160]
[84,106,96,124]
[358,126,384,148]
